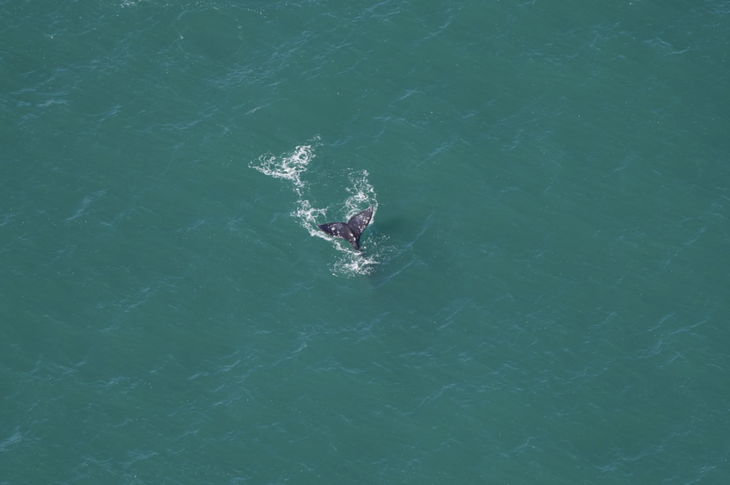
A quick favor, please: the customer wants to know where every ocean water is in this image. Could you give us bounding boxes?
[2,0,729,483]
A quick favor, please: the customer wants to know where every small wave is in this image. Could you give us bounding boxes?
[65,189,107,222]
[0,430,22,451]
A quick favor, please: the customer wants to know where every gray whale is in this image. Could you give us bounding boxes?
[317,205,373,251]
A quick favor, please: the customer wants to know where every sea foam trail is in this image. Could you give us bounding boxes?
[250,141,382,276]
[250,144,313,193]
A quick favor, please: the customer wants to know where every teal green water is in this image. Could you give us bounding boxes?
[2,1,729,483]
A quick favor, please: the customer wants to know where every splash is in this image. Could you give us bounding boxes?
[249,143,314,195]
[250,140,380,277]
[344,169,377,221]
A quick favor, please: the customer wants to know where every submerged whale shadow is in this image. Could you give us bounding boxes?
[367,213,433,288]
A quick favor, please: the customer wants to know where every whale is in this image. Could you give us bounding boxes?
[317,205,373,251]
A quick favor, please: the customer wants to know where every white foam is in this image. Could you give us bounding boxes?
[249,142,315,195]
[344,169,378,223]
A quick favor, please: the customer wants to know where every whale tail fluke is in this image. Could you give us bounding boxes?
[317,205,373,251]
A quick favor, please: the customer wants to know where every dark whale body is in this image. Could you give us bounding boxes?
[317,205,373,251]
